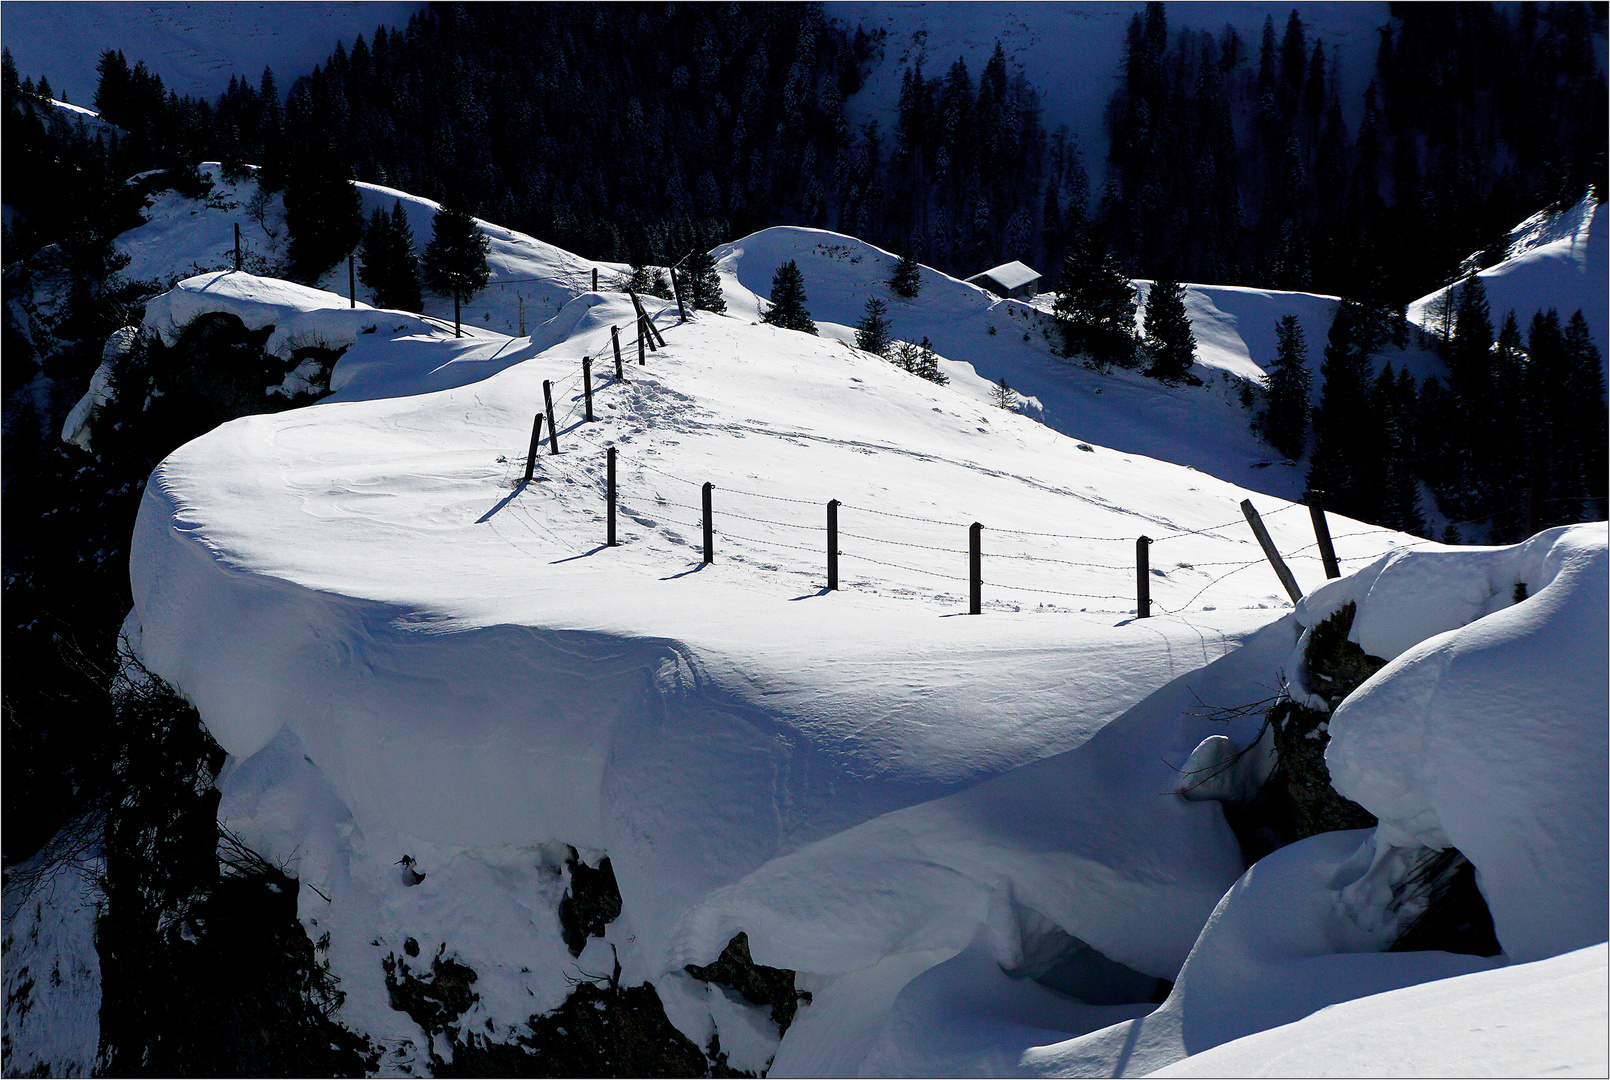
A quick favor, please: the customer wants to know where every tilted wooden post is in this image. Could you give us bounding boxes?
[969,522,983,615]
[1136,535,1153,618]
[1304,490,1340,579]
[234,222,241,271]
[348,255,356,308]
[702,482,715,564]
[543,380,560,455]
[606,446,617,547]
[1241,499,1303,603]
[827,499,839,591]
[628,288,666,348]
[669,264,688,322]
[582,357,595,421]
[612,325,626,380]
[522,413,544,483]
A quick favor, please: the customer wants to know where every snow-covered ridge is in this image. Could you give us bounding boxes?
[1408,195,1607,358]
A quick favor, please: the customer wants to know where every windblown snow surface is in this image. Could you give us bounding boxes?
[35,236,1592,1076]
[10,170,1606,1074]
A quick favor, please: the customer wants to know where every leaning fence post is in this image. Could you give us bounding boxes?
[543,380,560,455]
[827,499,840,591]
[670,264,688,322]
[969,522,983,614]
[1136,535,1153,618]
[1241,499,1303,604]
[702,482,715,564]
[607,446,617,547]
[1305,490,1340,579]
[582,357,595,421]
[522,413,544,483]
[348,255,356,308]
[612,326,626,380]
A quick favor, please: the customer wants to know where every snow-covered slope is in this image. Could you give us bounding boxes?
[1408,195,1608,359]
[829,2,1391,176]
[716,226,1441,499]
[116,263,1449,1071]
[0,2,424,107]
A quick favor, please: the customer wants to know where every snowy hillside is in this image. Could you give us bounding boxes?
[1408,195,1607,359]
[828,1,1391,175]
[6,240,1600,1075]
[0,2,424,107]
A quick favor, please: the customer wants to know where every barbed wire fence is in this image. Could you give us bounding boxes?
[475,276,1587,618]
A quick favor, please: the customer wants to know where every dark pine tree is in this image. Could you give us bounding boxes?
[684,247,725,314]
[358,200,421,312]
[422,196,491,336]
[761,260,817,335]
[281,148,363,285]
[890,247,922,298]
[1142,276,1196,383]
[854,296,892,356]
[1307,296,1384,523]
[1262,314,1312,461]
[1052,233,1136,368]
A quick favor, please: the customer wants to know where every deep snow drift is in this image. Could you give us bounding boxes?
[78,254,1605,1076]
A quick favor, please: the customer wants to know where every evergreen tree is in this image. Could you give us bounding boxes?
[854,296,892,356]
[358,200,420,312]
[1052,233,1136,368]
[761,259,817,334]
[913,336,947,384]
[1262,314,1311,460]
[1142,276,1196,383]
[991,376,1017,410]
[282,149,363,285]
[1373,364,1425,535]
[422,196,490,336]
[1306,296,1384,522]
[684,247,725,314]
[890,247,922,298]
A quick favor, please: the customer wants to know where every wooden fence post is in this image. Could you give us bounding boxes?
[1241,499,1303,603]
[607,446,617,547]
[638,321,647,366]
[348,255,356,308]
[543,380,560,455]
[612,326,626,380]
[969,522,982,614]
[592,267,599,291]
[703,482,715,564]
[522,413,544,483]
[827,499,839,591]
[519,296,525,337]
[669,265,688,322]
[628,289,666,348]
[1136,535,1152,618]
[234,223,241,271]
[1304,490,1340,579]
[582,357,595,421]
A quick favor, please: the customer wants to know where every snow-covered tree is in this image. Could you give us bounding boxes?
[890,247,922,298]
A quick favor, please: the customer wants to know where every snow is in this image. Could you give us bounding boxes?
[1151,943,1608,1078]
[1321,525,1609,963]
[113,250,1455,1069]
[1408,196,1608,360]
[1,852,103,1078]
[969,261,1042,294]
[1,2,424,107]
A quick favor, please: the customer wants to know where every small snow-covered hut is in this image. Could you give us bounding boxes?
[965,261,1041,300]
